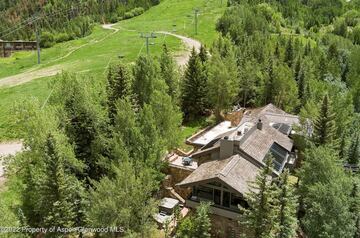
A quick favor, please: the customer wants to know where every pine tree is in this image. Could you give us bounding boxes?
[40,134,84,232]
[207,48,239,122]
[348,134,360,165]
[198,44,208,64]
[113,98,144,161]
[106,62,133,121]
[132,55,160,106]
[265,57,275,104]
[159,44,180,103]
[339,134,347,160]
[87,160,159,237]
[304,42,311,56]
[297,68,306,107]
[181,47,208,121]
[51,73,109,183]
[350,180,360,238]
[176,202,211,238]
[284,38,294,67]
[274,41,281,59]
[298,146,355,238]
[138,104,164,170]
[150,88,182,150]
[276,170,298,238]
[272,63,299,112]
[294,57,302,81]
[313,94,337,146]
[240,156,278,238]
[193,202,212,238]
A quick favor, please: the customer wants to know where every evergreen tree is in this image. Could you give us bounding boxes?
[240,156,278,238]
[313,94,337,146]
[87,160,159,237]
[150,88,182,150]
[193,202,212,238]
[176,217,195,238]
[274,41,281,59]
[294,57,302,81]
[176,202,211,238]
[198,44,209,64]
[284,38,294,67]
[40,134,83,233]
[297,68,306,107]
[304,42,311,56]
[181,47,208,121]
[298,146,355,238]
[265,57,275,104]
[50,73,109,183]
[350,180,360,238]
[138,104,164,170]
[339,133,347,160]
[113,98,143,161]
[159,44,180,103]
[106,62,133,121]
[272,63,299,112]
[132,55,160,106]
[348,134,360,165]
[276,170,298,238]
[207,48,239,121]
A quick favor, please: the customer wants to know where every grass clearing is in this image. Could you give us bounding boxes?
[179,116,216,152]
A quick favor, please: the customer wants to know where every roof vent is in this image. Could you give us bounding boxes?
[224,136,229,140]
[257,119,263,130]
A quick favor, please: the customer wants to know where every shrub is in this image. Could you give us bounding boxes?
[40,31,55,48]
[54,33,71,43]
[123,7,145,20]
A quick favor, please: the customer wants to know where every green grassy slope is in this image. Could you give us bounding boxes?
[0,0,226,141]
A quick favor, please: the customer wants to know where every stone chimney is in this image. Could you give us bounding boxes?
[257,119,263,130]
[220,136,234,159]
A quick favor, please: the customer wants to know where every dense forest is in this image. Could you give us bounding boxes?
[0,0,159,47]
[1,0,360,237]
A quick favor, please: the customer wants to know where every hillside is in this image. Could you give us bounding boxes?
[0,0,159,42]
[0,0,360,237]
[0,0,226,140]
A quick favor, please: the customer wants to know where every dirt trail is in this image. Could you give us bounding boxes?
[156,31,202,67]
[0,66,61,88]
[102,24,202,67]
[0,24,119,88]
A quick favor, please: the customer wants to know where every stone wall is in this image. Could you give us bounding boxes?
[164,166,193,199]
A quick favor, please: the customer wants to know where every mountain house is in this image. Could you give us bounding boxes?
[164,104,299,237]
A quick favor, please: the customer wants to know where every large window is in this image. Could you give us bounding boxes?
[192,183,247,212]
[197,186,213,201]
[231,193,248,209]
[214,189,221,205]
[223,191,230,208]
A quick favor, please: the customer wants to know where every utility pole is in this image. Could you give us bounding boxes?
[140,32,157,55]
[35,22,41,64]
[194,9,199,35]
